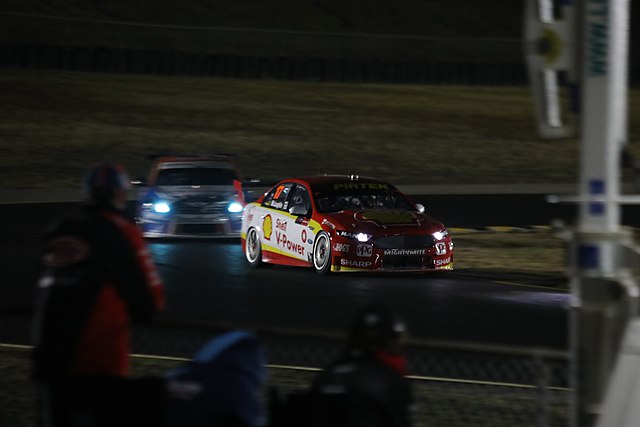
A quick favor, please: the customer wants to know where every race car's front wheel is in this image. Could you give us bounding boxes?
[245,228,263,268]
[312,231,332,275]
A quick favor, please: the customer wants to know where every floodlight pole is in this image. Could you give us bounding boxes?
[525,1,636,426]
[571,1,635,426]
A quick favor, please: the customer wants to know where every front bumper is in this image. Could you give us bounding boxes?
[330,236,454,272]
[139,214,242,238]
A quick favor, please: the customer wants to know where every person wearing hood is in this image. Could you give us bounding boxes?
[32,163,165,427]
[307,302,415,427]
[165,330,267,427]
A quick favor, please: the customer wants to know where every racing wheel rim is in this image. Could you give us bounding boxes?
[245,228,261,263]
[313,232,331,272]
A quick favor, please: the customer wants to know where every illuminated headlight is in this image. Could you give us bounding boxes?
[337,230,372,242]
[432,230,449,240]
[356,233,371,242]
[227,202,243,213]
[153,202,171,214]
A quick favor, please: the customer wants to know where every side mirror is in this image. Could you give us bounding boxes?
[289,205,309,216]
[415,203,425,213]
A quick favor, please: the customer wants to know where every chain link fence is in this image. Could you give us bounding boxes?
[0,12,528,84]
[0,12,522,62]
[126,322,571,427]
[0,331,571,427]
[2,12,638,85]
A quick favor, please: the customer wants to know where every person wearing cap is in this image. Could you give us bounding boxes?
[31,163,165,427]
[306,303,415,427]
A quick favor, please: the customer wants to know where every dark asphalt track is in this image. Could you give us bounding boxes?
[0,195,575,361]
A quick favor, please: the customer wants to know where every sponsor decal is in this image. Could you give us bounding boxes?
[275,231,305,255]
[435,242,447,256]
[356,244,373,257]
[301,229,308,244]
[435,257,451,267]
[270,200,284,209]
[276,218,287,232]
[295,217,309,226]
[263,215,273,240]
[384,249,426,256]
[246,206,256,222]
[322,219,335,229]
[340,259,372,268]
[333,183,390,190]
[354,210,421,226]
[587,0,609,77]
[334,243,351,253]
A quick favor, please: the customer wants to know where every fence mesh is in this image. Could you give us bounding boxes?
[0,324,570,427]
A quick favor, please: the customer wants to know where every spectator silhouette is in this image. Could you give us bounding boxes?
[165,330,267,427]
[270,302,415,427]
[31,163,165,427]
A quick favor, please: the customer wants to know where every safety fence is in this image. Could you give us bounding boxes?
[0,332,571,427]
[130,323,571,427]
[266,342,571,427]
[0,42,528,85]
[2,11,639,85]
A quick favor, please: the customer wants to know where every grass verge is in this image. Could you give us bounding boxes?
[2,68,639,189]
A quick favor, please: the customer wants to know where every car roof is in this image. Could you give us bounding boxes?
[291,175,390,186]
[153,154,235,164]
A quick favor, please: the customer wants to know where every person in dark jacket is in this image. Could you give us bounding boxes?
[31,163,165,427]
[165,330,267,427]
[306,303,415,427]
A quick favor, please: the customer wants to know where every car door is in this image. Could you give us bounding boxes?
[256,182,295,261]
[282,183,314,264]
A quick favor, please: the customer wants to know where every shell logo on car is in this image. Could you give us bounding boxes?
[263,214,273,240]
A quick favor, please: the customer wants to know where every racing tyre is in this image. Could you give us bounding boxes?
[312,231,332,275]
[245,228,264,268]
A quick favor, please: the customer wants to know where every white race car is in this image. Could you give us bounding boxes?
[135,155,245,238]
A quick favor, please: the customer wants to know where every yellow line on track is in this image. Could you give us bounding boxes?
[0,345,570,391]
[494,280,569,292]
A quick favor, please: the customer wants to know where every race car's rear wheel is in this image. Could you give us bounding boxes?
[312,231,332,275]
[245,227,263,268]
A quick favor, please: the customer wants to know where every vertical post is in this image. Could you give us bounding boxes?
[578,0,628,234]
[572,0,631,426]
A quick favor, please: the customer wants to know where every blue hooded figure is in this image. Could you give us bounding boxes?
[165,331,267,427]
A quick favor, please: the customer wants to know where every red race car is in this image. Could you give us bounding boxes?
[241,175,453,274]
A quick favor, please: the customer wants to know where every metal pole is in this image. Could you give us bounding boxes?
[572,0,632,425]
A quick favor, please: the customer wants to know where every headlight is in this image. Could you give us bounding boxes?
[153,201,171,214]
[227,202,243,213]
[356,233,371,242]
[432,230,448,240]
[336,230,372,242]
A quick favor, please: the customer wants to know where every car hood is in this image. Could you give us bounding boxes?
[149,185,235,201]
[322,209,444,234]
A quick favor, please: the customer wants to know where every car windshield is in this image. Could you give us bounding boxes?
[314,183,415,213]
[156,168,235,186]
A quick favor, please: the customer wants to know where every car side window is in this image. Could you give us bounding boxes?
[289,184,311,215]
[262,183,294,211]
